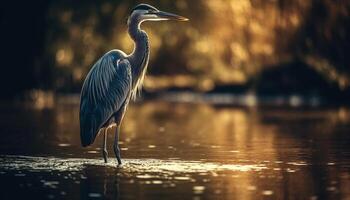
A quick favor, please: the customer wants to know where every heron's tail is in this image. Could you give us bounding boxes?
[80,114,98,147]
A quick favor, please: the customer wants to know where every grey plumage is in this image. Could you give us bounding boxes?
[79,3,188,165]
[80,50,131,147]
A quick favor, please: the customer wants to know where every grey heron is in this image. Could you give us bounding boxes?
[79,4,188,165]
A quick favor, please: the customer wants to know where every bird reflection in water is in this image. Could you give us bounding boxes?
[80,165,120,200]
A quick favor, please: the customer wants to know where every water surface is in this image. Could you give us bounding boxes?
[0,101,349,199]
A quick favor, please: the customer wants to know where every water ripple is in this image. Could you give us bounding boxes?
[0,155,266,175]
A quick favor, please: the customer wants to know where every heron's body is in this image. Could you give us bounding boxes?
[79,4,188,165]
[80,50,131,147]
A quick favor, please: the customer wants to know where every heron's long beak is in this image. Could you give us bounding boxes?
[155,11,189,21]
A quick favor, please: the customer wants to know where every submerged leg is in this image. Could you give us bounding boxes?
[102,128,108,163]
[113,125,122,165]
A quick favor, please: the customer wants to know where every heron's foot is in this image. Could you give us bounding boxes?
[113,144,122,166]
[103,149,108,163]
[116,157,122,166]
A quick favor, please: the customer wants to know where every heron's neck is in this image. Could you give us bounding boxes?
[127,17,150,88]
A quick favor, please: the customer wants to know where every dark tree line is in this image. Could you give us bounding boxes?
[0,0,348,99]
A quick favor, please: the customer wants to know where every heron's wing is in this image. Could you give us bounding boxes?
[79,53,132,147]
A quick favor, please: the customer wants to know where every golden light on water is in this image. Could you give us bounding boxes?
[2,100,350,199]
[0,156,267,174]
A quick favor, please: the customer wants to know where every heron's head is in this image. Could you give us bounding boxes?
[128,4,188,24]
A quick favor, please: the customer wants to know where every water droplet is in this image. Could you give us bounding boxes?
[262,190,274,195]
[137,174,153,179]
[287,162,308,166]
[128,179,135,184]
[80,175,87,179]
[14,173,26,177]
[211,172,218,177]
[58,143,71,147]
[168,157,180,160]
[326,186,337,192]
[193,186,205,191]
[286,168,296,173]
[152,180,163,184]
[43,181,59,189]
[174,176,190,181]
[247,185,256,191]
[88,193,102,198]
[193,186,205,194]
[148,145,156,148]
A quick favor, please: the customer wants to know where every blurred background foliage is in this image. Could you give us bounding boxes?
[0,0,349,101]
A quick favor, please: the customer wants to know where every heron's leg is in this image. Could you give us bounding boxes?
[113,100,129,166]
[102,128,108,163]
[113,125,122,165]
